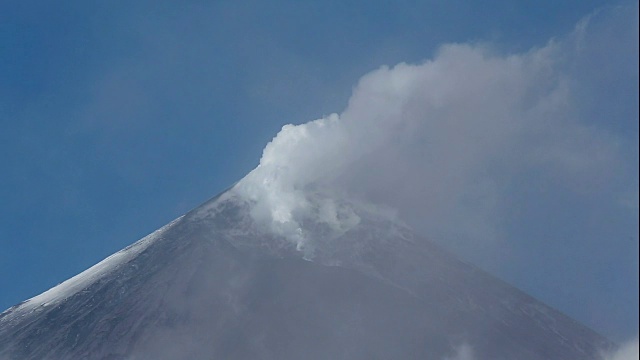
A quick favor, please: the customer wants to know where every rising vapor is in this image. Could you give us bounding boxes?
[232,4,637,261]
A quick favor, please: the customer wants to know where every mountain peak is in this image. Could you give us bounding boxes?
[0,189,614,359]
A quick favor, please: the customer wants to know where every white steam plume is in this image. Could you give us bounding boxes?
[232,4,637,261]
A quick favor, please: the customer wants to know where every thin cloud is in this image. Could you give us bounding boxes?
[603,337,639,360]
[444,344,475,360]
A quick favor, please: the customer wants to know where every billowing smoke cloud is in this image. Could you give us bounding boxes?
[232,2,637,261]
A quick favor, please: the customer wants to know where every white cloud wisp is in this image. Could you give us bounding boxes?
[603,337,640,360]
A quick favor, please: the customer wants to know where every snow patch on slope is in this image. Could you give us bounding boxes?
[0,216,184,320]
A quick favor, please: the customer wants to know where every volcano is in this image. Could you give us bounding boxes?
[0,189,613,359]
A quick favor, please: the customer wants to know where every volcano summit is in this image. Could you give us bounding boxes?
[0,188,613,359]
[2,5,637,357]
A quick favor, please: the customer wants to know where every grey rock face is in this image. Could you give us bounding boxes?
[0,192,613,359]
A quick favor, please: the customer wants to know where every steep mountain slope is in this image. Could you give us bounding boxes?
[0,191,613,359]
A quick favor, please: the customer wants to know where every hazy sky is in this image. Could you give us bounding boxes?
[1,0,637,343]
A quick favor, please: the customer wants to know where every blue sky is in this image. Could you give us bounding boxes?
[1,0,637,342]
